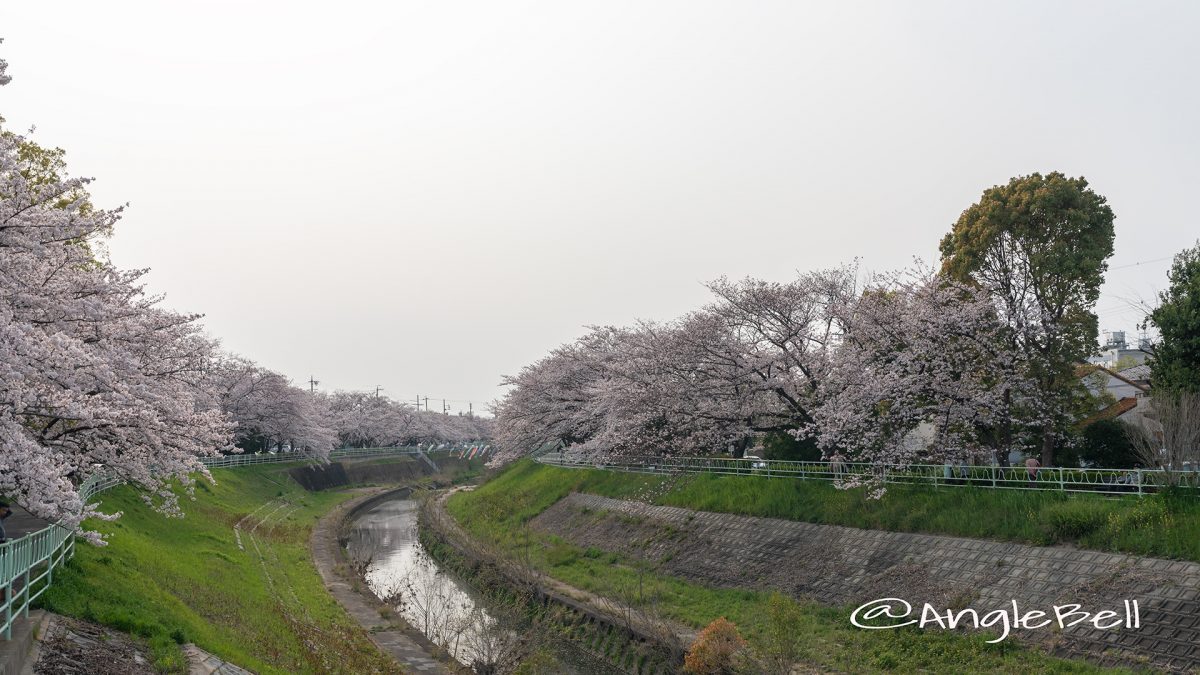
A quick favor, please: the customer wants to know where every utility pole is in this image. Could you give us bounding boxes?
[422,396,428,412]
[416,395,421,411]
[468,402,473,416]
[375,385,383,398]
[308,375,319,394]
[442,398,448,415]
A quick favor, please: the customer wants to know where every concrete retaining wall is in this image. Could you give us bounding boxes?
[532,493,1200,673]
[290,458,429,491]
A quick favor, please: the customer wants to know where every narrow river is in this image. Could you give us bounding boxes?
[345,495,487,667]
[345,494,621,674]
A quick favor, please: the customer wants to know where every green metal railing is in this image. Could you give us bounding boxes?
[0,444,464,639]
[536,452,1200,495]
[200,445,422,468]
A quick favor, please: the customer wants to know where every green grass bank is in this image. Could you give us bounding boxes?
[38,457,479,673]
[468,460,1200,562]
[444,460,1152,673]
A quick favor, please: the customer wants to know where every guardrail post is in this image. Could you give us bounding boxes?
[21,558,29,619]
[1058,467,1064,492]
[1137,469,1143,497]
[4,579,11,639]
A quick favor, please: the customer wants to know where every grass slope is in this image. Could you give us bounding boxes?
[39,463,400,673]
[446,461,1137,673]
[468,460,1200,562]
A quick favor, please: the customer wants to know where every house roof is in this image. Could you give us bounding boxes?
[1118,364,1152,382]
[1075,362,1152,393]
[1079,396,1139,427]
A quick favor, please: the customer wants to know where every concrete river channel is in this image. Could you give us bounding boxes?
[345,497,485,667]
[345,493,624,674]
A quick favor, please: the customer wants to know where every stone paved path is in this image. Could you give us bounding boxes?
[183,643,255,675]
[2,506,53,675]
[535,493,1200,674]
[2,505,49,543]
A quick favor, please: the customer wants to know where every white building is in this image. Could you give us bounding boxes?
[1087,330,1152,368]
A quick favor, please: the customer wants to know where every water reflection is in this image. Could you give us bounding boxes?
[346,497,493,666]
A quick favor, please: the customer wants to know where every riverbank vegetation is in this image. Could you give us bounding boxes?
[38,462,410,673]
[445,461,1131,673]
[470,460,1200,562]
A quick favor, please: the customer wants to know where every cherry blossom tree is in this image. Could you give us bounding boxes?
[696,267,855,444]
[491,262,1045,495]
[324,391,414,447]
[492,268,857,463]
[0,39,9,86]
[491,329,622,462]
[0,57,489,535]
[204,357,336,456]
[0,122,232,535]
[807,268,1044,493]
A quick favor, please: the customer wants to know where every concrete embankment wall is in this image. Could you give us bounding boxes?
[531,493,1200,674]
[421,493,681,675]
[290,456,477,491]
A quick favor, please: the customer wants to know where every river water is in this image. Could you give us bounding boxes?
[345,494,619,674]
[345,495,488,667]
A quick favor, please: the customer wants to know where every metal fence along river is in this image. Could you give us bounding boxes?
[535,452,1200,495]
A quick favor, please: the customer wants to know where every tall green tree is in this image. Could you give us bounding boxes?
[939,172,1115,466]
[1146,241,1200,393]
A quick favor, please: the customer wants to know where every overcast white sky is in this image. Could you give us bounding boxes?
[2,1,1196,412]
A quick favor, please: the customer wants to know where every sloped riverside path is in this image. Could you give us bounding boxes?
[531,493,1200,673]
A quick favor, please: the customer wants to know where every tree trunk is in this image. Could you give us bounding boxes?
[1041,425,1055,468]
[999,388,1013,467]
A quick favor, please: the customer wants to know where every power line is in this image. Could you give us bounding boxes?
[1108,256,1173,271]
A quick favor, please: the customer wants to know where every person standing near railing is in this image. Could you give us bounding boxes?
[0,501,11,543]
[1025,456,1041,487]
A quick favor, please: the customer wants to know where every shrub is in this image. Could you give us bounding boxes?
[757,592,807,674]
[684,617,746,675]
[1079,419,1140,468]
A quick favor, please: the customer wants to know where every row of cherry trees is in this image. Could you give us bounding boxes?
[496,170,1118,479]
[493,266,1053,483]
[205,362,491,454]
[322,390,492,449]
[0,61,485,533]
